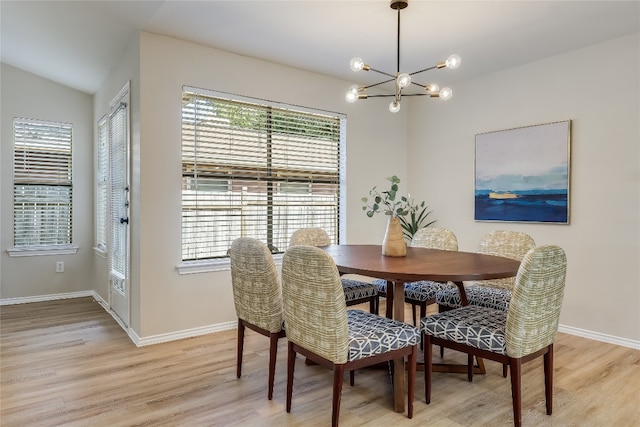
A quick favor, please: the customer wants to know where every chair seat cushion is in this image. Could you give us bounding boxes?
[372,278,454,303]
[341,279,378,302]
[347,310,420,361]
[371,278,387,294]
[421,305,507,354]
[404,281,455,302]
[435,284,511,311]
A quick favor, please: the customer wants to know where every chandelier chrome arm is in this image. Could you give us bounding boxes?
[409,65,439,76]
[368,67,396,80]
[364,92,437,98]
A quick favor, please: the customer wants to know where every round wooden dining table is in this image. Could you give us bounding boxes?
[322,244,521,412]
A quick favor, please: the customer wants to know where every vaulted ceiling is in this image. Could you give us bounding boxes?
[2,1,638,94]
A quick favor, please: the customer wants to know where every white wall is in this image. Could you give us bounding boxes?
[1,63,94,300]
[133,32,406,338]
[407,33,640,343]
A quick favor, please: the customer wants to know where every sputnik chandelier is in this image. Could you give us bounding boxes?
[345,0,461,113]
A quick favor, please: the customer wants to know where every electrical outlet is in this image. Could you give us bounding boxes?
[56,261,64,273]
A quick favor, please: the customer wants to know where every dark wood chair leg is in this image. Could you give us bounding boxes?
[385,281,393,319]
[436,305,448,358]
[332,365,345,427]
[268,332,279,400]
[286,343,296,413]
[412,303,417,326]
[370,296,378,315]
[509,357,522,427]
[424,334,432,404]
[544,344,554,415]
[503,363,508,377]
[236,320,245,378]
[467,353,474,382]
[407,346,416,418]
[349,370,355,386]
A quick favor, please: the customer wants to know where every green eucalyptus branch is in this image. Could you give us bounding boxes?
[361,175,437,240]
[361,175,408,217]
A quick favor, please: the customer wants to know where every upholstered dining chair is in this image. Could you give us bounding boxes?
[281,245,420,427]
[372,227,459,324]
[229,237,286,400]
[289,227,379,314]
[435,230,536,374]
[422,245,567,427]
[436,230,536,312]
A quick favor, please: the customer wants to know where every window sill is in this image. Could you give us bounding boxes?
[176,253,283,275]
[93,246,107,258]
[7,245,79,257]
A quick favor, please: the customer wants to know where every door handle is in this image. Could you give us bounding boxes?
[120,217,129,224]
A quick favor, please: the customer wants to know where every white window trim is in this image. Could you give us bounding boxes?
[176,253,283,275]
[12,118,74,251]
[93,246,107,258]
[95,115,108,254]
[7,245,79,257]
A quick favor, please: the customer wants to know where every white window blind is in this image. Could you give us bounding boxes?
[109,102,128,282]
[181,87,344,260]
[13,118,73,247]
[96,116,108,251]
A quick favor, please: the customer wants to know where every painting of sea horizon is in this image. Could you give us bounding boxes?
[475,120,571,223]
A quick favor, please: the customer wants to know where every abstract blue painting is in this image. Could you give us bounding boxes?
[475,120,571,223]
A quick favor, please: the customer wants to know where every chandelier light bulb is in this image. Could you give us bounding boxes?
[396,73,411,88]
[389,100,401,113]
[445,54,461,69]
[439,87,453,100]
[350,57,365,72]
[425,83,439,93]
[345,85,360,103]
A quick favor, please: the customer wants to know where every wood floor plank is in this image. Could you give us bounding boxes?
[1,297,638,426]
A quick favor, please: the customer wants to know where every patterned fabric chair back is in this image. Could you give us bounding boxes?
[472,230,536,290]
[505,245,567,358]
[411,227,458,251]
[229,237,283,334]
[281,245,349,364]
[289,227,331,247]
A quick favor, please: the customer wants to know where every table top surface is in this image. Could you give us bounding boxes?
[322,244,521,283]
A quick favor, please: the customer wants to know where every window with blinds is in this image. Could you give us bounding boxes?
[181,87,344,261]
[96,116,108,251]
[13,118,73,247]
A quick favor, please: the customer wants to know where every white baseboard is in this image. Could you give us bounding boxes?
[558,324,640,350]
[0,290,98,305]
[129,321,237,347]
[3,293,638,350]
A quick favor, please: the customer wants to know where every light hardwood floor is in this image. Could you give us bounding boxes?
[1,297,638,426]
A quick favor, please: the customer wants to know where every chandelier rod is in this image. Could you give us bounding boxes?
[396,6,401,74]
